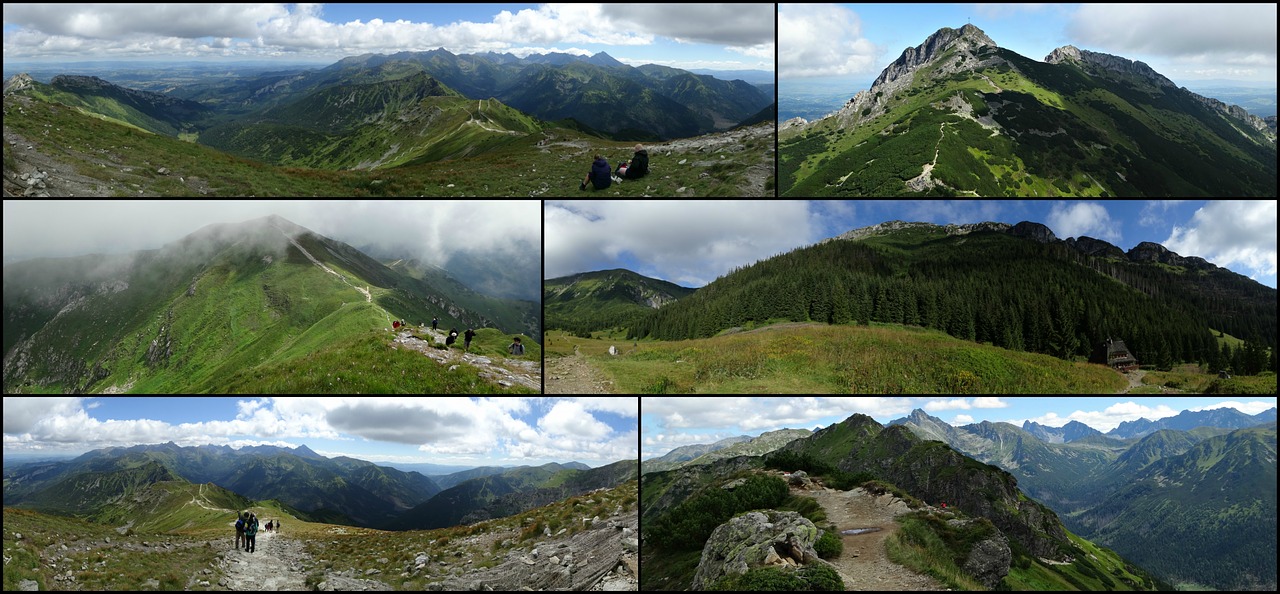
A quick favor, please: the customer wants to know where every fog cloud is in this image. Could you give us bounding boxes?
[2,200,540,298]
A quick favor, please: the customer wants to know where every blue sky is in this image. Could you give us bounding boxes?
[2,397,638,468]
[2,3,774,71]
[545,200,1277,289]
[641,396,1278,459]
[780,3,1277,87]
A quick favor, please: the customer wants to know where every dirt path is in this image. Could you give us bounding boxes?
[220,530,309,591]
[1120,369,1146,393]
[545,352,612,394]
[803,487,943,591]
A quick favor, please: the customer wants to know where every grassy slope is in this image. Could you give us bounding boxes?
[545,322,1126,394]
[5,90,772,197]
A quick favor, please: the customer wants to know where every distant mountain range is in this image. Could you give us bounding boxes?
[544,269,695,337]
[3,442,636,536]
[890,407,1277,590]
[642,429,812,475]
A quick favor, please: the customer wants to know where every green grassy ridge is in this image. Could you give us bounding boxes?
[5,90,771,196]
[547,322,1126,394]
[544,269,696,335]
[25,77,210,137]
[3,220,535,394]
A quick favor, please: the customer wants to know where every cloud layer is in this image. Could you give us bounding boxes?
[545,200,814,287]
[2,397,638,466]
[1046,201,1121,242]
[3,3,774,65]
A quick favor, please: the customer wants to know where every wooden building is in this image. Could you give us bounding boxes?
[1104,338,1138,372]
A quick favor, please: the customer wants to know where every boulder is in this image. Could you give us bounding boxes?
[690,510,831,590]
[962,528,1012,589]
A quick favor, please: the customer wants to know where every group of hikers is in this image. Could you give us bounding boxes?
[233,512,279,553]
[441,326,525,356]
[581,144,649,191]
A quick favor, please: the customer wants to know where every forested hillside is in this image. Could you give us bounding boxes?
[628,223,1276,372]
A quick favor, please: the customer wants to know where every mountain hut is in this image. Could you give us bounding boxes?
[1104,338,1138,372]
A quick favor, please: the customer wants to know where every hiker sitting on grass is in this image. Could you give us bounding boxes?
[580,155,611,190]
[617,144,649,179]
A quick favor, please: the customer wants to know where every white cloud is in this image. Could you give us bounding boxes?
[1139,200,1186,227]
[924,398,972,412]
[779,4,879,78]
[1067,4,1277,61]
[1164,200,1277,281]
[952,414,976,426]
[2,397,637,466]
[642,397,996,436]
[1188,400,1277,416]
[1046,201,1120,242]
[3,3,770,62]
[972,397,1009,408]
[1015,401,1181,432]
[544,201,814,287]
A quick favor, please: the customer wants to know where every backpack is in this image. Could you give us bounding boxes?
[236,519,245,531]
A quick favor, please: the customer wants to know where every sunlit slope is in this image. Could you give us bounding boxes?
[547,323,1127,394]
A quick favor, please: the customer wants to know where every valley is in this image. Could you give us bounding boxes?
[3,48,774,198]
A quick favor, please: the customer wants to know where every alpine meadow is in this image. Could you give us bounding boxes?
[545,200,1277,394]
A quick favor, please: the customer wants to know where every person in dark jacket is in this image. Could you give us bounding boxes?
[618,144,649,179]
[464,329,476,352]
[580,155,611,190]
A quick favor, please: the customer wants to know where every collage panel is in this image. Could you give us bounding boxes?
[3,3,776,198]
[2,200,541,395]
[637,396,1278,591]
[778,3,1276,197]
[3,396,640,591]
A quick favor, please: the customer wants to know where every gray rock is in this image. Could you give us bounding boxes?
[690,510,834,590]
[19,579,39,591]
[156,167,170,175]
[962,526,1012,589]
[142,578,160,589]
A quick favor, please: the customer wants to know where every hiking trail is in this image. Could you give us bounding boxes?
[545,352,613,394]
[219,530,309,591]
[802,486,943,591]
[392,327,540,390]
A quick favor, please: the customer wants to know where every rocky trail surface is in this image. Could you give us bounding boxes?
[392,327,540,390]
[218,530,311,591]
[545,352,613,394]
[803,486,943,591]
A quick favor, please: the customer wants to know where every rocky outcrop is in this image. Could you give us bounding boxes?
[4,73,35,95]
[1126,241,1215,271]
[1184,91,1275,142]
[958,522,1012,589]
[1008,221,1058,244]
[690,510,833,590]
[872,24,996,91]
[1066,236,1124,259]
[1045,45,1176,89]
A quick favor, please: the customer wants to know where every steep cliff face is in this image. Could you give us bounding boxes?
[1045,45,1176,89]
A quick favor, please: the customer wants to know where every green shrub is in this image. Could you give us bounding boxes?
[815,529,843,559]
[710,565,844,591]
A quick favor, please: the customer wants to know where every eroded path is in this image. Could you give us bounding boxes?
[392,328,540,390]
[545,352,613,394]
[220,531,309,591]
[803,487,943,591]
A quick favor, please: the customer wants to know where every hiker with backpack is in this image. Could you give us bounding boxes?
[508,336,525,356]
[616,144,649,179]
[464,329,476,352]
[580,155,611,190]
[235,512,247,550]
[245,513,259,553]
[432,317,438,330]
[446,328,458,347]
